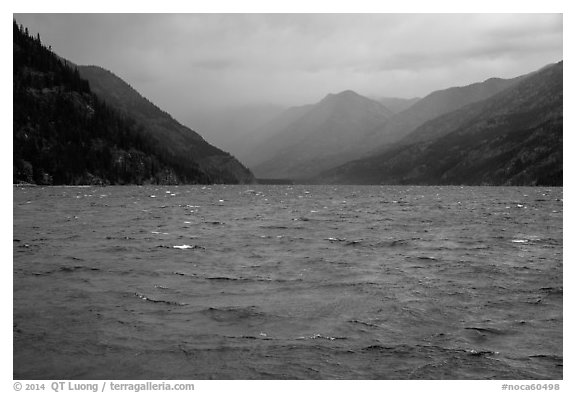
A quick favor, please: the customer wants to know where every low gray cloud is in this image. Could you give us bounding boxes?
[190,58,237,71]
[14,13,562,125]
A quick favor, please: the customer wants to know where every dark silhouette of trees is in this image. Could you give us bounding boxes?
[13,19,211,185]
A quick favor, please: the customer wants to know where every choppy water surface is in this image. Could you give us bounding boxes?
[13,185,562,379]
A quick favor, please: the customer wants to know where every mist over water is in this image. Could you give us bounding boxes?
[13,185,562,379]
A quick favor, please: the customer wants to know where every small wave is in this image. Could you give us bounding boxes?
[205,275,274,283]
[155,244,205,250]
[528,354,563,362]
[172,271,186,276]
[539,287,563,295]
[325,237,346,242]
[206,276,240,281]
[296,334,347,341]
[31,265,102,276]
[349,319,379,328]
[133,292,186,306]
[361,344,396,352]
[233,333,272,341]
[59,266,101,273]
[388,239,408,247]
[465,349,499,357]
[173,244,204,250]
[201,306,269,322]
[348,319,380,328]
[464,327,507,335]
[539,287,563,298]
[172,271,199,278]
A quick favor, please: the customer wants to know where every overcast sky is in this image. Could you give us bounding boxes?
[15,13,562,117]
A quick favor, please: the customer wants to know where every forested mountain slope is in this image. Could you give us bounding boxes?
[13,20,254,185]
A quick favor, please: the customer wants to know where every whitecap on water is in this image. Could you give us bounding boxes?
[173,245,193,249]
[297,334,344,341]
[173,244,204,250]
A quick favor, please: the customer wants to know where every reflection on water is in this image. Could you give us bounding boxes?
[13,185,562,379]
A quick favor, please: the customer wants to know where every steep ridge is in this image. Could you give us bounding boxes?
[358,74,528,156]
[247,90,394,179]
[318,61,562,186]
[13,20,254,185]
[78,65,254,184]
[13,22,204,185]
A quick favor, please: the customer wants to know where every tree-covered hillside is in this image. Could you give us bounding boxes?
[13,20,253,185]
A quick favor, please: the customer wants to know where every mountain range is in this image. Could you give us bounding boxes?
[246,72,530,181]
[246,90,394,179]
[13,20,562,187]
[317,61,562,185]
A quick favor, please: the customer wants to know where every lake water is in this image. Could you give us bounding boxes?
[13,185,563,379]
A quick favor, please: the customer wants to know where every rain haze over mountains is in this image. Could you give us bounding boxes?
[14,13,562,173]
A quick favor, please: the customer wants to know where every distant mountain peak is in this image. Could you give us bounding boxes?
[323,89,362,101]
[482,77,505,83]
[336,89,360,97]
[247,89,394,179]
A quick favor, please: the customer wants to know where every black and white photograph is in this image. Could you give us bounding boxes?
[10,4,567,387]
